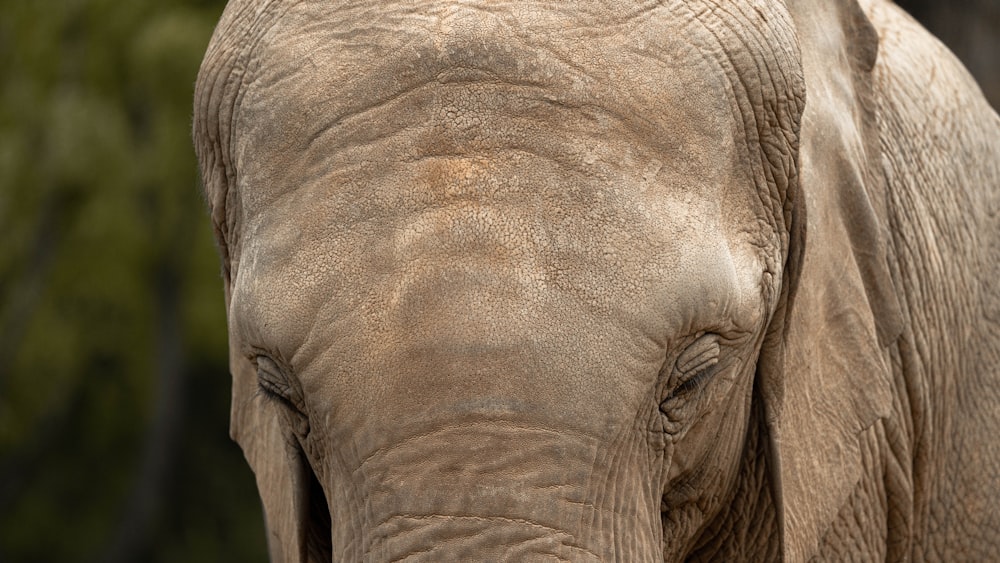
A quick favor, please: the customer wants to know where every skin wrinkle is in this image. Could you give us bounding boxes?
[579,408,653,555]
[672,1,794,267]
[581,418,618,551]
[300,76,551,152]
[351,421,604,480]
[685,392,775,560]
[869,4,1000,552]
[619,440,645,562]
[610,424,636,559]
[287,120,663,239]
[351,427,376,561]
[282,187,672,346]
[366,514,601,560]
[202,54,240,275]
[199,1,297,281]
[608,421,635,559]
[325,96,654,181]
[360,448,612,560]
[637,417,667,560]
[573,422,604,552]
[230,0,776,234]
[221,0,744,242]
[226,6,287,243]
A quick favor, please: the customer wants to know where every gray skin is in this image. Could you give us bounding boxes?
[193,0,1000,560]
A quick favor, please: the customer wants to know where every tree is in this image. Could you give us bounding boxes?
[0,1,266,561]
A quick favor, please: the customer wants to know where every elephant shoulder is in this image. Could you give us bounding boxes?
[862,0,1000,330]
[862,0,1000,207]
[862,1,1000,557]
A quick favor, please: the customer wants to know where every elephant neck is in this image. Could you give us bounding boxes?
[685,395,779,561]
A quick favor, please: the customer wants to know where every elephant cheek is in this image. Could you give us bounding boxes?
[660,378,757,557]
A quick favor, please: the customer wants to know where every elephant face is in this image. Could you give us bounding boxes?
[197,0,896,560]
[231,14,778,555]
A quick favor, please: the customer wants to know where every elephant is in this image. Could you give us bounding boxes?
[192,0,1000,560]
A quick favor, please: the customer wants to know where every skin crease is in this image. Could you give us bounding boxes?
[193,0,1000,561]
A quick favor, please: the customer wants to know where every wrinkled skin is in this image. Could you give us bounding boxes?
[193,0,1000,560]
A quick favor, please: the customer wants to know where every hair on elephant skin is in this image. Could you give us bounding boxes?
[193,0,1000,560]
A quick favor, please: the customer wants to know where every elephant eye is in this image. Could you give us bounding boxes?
[670,333,721,396]
[254,354,304,414]
[672,362,720,397]
[677,333,720,373]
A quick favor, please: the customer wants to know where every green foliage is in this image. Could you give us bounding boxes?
[0,0,267,560]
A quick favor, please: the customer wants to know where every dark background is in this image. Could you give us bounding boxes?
[0,1,995,561]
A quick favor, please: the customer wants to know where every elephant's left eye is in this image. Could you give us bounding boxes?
[667,333,722,398]
[672,361,721,398]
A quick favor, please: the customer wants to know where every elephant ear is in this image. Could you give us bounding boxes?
[757,0,904,559]
[195,3,331,560]
[228,344,309,562]
[226,284,332,562]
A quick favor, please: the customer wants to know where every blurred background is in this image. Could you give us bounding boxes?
[0,1,996,561]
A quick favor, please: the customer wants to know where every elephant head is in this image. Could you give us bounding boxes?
[194,0,903,560]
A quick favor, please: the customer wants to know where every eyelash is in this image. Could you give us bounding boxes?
[673,364,719,397]
[254,362,298,412]
[254,372,300,412]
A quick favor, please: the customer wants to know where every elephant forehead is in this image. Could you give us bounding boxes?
[230,0,774,212]
[232,176,767,373]
[197,0,804,285]
[221,0,789,353]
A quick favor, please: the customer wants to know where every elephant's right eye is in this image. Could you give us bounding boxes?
[254,354,305,415]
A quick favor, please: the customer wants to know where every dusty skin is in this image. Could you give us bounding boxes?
[193,0,1000,560]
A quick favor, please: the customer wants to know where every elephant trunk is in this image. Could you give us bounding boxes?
[326,421,665,561]
[362,514,602,561]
